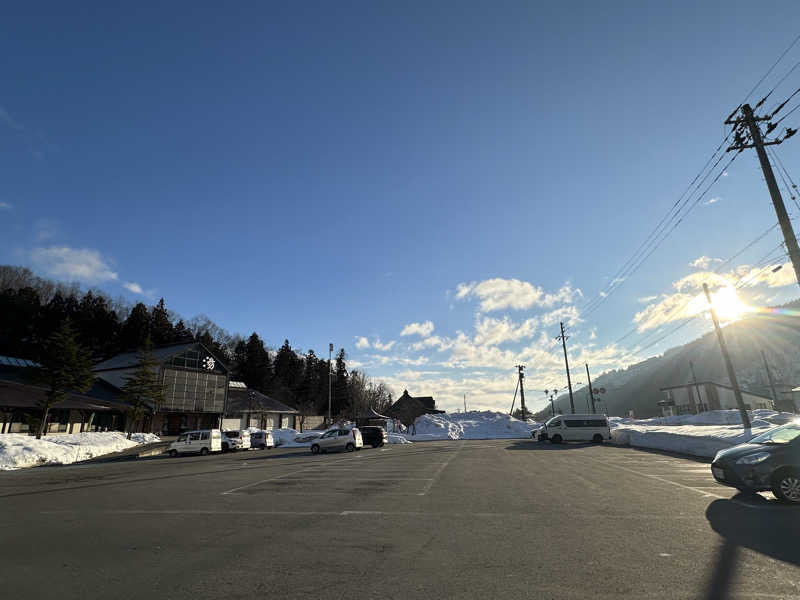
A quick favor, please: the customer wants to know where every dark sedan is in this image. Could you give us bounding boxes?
[711,420,800,504]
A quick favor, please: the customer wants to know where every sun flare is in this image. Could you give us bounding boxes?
[688,286,750,322]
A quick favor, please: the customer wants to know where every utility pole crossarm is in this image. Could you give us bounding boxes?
[725,103,800,289]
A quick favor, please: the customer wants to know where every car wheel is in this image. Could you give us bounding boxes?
[372,443,379,448]
[311,444,320,455]
[379,442,384,447]
[222,442,229,452]
[346,443,355,452]
[267,446,273,450]
[772,469,800,504]
[592,434,603,443]
[200,447,209,456]
[551,434,562,444]
[168,449,178,457]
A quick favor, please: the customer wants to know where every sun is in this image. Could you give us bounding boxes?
[688,286,750,322]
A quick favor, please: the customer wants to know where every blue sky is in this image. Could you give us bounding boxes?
[3,1,800,412]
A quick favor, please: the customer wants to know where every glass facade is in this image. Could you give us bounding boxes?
[162,367,226,413]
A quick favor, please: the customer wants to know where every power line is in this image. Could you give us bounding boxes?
[742,32,800,105]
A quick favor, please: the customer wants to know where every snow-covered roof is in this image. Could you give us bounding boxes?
[229,381,247,388]
[0,355,40,368]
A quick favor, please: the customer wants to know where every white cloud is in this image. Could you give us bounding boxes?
[123,282,144,294]
[456,278,581,312]
[473,315,538,346]
[638,295,658,303]
[30,246,118,283]
[689,256,723,270]
[400,320,435,337]
[410,335,453,352]
[373,339,396,351]
[0,201,12,210]
[706,196,721,205]
[355,336,370,349]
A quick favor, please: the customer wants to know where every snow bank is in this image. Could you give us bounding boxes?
[399,411,538,442]
[609,410,797,458]
[0,432,160,471]
[387,433,412,444]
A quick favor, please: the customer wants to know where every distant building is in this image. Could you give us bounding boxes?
[222,381,298,431]
[385,389,444,432]
[658,381,774,417]
[94,341,230,436]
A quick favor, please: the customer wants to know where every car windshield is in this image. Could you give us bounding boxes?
[749,422,800,445]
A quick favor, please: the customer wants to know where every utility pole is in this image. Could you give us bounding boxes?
[464,393,467,414]
[761,349,780,410]
[328,343,333,425]
[556,322,575,413]
[703,283,751,429]
[516,365,527,421]
[585,363,596,414]
[726,103,800,288]
[689,360,704,412]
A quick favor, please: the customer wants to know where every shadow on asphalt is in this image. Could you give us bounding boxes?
[702,494,800,599]
[504,440,595,451]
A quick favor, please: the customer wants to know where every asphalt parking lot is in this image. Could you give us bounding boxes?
[1,440,798,599]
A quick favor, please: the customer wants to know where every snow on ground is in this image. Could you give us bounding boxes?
[0,432,160,471]
[397,411,537,442]
[609,409,797,458]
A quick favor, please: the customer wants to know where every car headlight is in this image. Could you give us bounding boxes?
[736,452,771,465]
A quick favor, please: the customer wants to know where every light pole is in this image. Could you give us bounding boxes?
[328,343,333,425]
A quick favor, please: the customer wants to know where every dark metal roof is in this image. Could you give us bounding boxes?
[93,342,229,373]
[93,342,198,371]
[0,355,41,368]
[0,379,128,412]
[225,388,298,415]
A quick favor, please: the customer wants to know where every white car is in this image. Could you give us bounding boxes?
[168,429,222,456]
[250,430,274,449]
[310,428,363,454]
[538,414,610,444]
[221,430,251,451]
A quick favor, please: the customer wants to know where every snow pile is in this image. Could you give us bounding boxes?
[400,411,538,442]
[0,432,160,471]
[387,433,412,444]
[609,409,797,458]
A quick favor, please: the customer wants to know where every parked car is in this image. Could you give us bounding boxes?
[250,430,274,450]
[537,414,610,443]
[168,429,222,456]
[359,426,388,448]
[711,420,800,503]
[310,428,363,454]
[221,430,251,452]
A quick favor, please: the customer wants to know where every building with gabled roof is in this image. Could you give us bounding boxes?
[94,341,230,435]
[222,381,298,431]
[385,389,444,431]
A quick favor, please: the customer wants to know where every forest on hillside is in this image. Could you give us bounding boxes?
[0,265,392,418]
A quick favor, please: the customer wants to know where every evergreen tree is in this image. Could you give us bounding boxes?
[35,320,94,439]
[75,291,120,359]
[119,302,151,351]
[273,339,304,402]
[120,338,164,438]
[0,287,42,359]
[241,333,272,392]
[332,348,349,417]
[173,319,191,342]
[150,298,175,346]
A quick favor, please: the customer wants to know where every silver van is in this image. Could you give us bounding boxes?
[538,415,610,444]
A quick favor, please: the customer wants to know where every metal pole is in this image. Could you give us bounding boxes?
[517,365,527,421]
[557,322,575,413]
[464,393,467,414]
[689,361,703,413]
[585,363,596,414]
[739,104,800,289]
[328,343,333,425]
[703,283,751,428]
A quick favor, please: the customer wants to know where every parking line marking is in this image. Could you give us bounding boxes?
[583,456,726,499]
[419,444,462,496]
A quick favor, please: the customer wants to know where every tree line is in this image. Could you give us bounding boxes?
[0,265,393,429]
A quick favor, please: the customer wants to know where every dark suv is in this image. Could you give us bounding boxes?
[359,426,388,448]
[711,420,800,503]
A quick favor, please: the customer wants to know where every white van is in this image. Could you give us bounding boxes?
[168,429,222,456]
[538,415,610,444]
[221,430,251,451]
